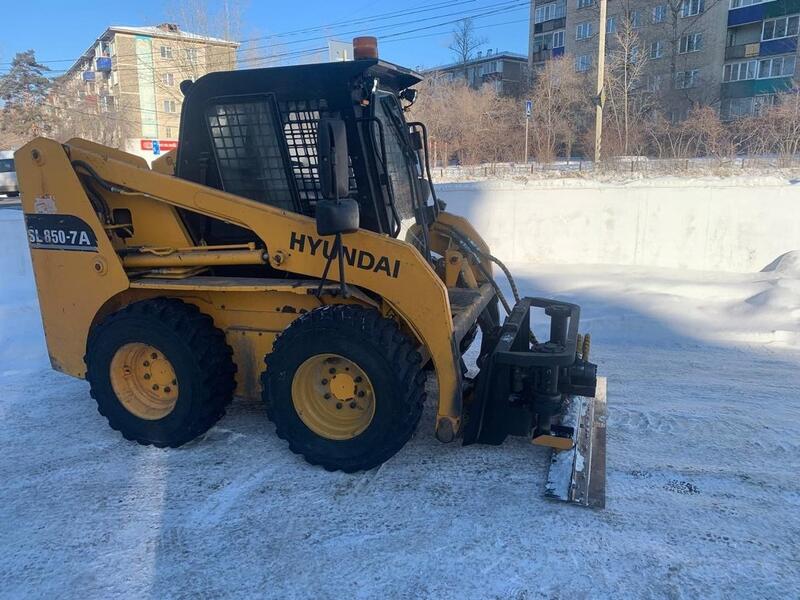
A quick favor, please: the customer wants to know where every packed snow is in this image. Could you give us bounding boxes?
[1,199,799,598]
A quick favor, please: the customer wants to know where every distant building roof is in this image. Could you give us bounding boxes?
[62,23,239,77]
[422,50,527,73]
[107,24,239,47]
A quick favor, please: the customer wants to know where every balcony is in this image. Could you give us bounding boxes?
[725,42,761,59]
[722,76,794,97]
[82,71,96,82]
[760,36,798,55]
[533,17,566,34]
[728,5,766,26]
[96,57,112,72]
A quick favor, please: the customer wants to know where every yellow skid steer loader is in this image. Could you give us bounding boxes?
[16,39,606,507]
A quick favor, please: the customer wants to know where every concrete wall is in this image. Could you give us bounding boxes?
[438,179,800,272]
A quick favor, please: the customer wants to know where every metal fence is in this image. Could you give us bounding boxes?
[431,155,800,181]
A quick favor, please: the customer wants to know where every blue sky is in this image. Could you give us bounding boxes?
[0,0,530,75]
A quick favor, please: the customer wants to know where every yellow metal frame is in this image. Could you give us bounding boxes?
[16,138,494,441]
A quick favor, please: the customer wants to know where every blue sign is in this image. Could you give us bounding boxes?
[152,140,160,155]
[525,100,532,118]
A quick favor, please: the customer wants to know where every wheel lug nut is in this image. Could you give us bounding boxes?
[171,379,177,385]
[329,368,336,374]
[164,386,171,393]
[324,393,331,399]
[144,373,151,380]
[336,403,342,409]
[321,379,328,385]
[151,353,158,359]
[152,384,159,391]
[357,390,365,397]
[349,401,357,409]
[143,360,150,367]
[354,376,362,383]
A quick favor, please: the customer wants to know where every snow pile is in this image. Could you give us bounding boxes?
[762,250,800,277]
[0,209,48,373]
[439,178,800,272]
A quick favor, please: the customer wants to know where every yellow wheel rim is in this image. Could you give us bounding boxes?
[109,343,179,420]
[291,353,376,440]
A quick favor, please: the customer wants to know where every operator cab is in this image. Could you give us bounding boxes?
[174,42,435,251]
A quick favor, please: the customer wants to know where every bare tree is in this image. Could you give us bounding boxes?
[603,14,652,155]
[682,105,734,162]
[527,57,590,162]
[762,91,800,163]
[449,18,486,69]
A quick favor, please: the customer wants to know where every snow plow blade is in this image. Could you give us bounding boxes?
[462,297,604,508]
[544,377,607,508]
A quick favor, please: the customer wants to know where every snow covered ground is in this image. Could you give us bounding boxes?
[1,205,800,598]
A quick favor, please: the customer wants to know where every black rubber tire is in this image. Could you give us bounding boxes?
[85,298,237,447]
[262,305,426,472]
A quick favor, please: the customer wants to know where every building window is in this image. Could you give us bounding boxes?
[160,46,173,59]
[185,48,198,62]
[100,96,115,113]
[675,69,699,88]
[630,46,640,63]
[753,94,777,113]
[162,73,174,86]
[646,74,665,92]
[629,10,642,27]
[576,22,593,40]
[533,30,566,52]
[679,32,704,53]
[670,108,689,123]
[577,0,593,8]
[650,41,664,59]
[652,4,667,23]
[723,59,759,82]
[681,0,704,17]
[762,15,800,41]
[166,126,173,138]
[607,16,617,34]
[722,58,796,82]
[730,0,776,8]
[757,55,796,78]
[163,99,177,113]
[575,54,592,71]
[534,1,566,24]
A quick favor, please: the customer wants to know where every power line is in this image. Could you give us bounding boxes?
[1,0,526,75]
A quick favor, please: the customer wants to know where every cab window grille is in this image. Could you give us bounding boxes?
[279,99,357,208]
[206,99,296,211]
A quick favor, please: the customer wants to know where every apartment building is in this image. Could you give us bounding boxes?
[723,0,799,117]
[529,0,799,119]
[421,50,529,96]
[52,23,238,160]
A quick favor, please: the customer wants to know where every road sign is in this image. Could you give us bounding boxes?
[525,99,532,118]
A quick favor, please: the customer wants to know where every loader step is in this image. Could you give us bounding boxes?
[544,377,607,508]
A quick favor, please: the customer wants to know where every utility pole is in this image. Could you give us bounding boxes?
[594,0,607,165]
[524,99,532,163]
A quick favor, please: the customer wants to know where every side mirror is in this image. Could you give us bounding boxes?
[316,197,359,236]
[316,116,350,200]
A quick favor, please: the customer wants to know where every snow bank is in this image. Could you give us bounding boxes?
[439,177,800,272]
[0,209,48,372]
[762,250,800,277]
